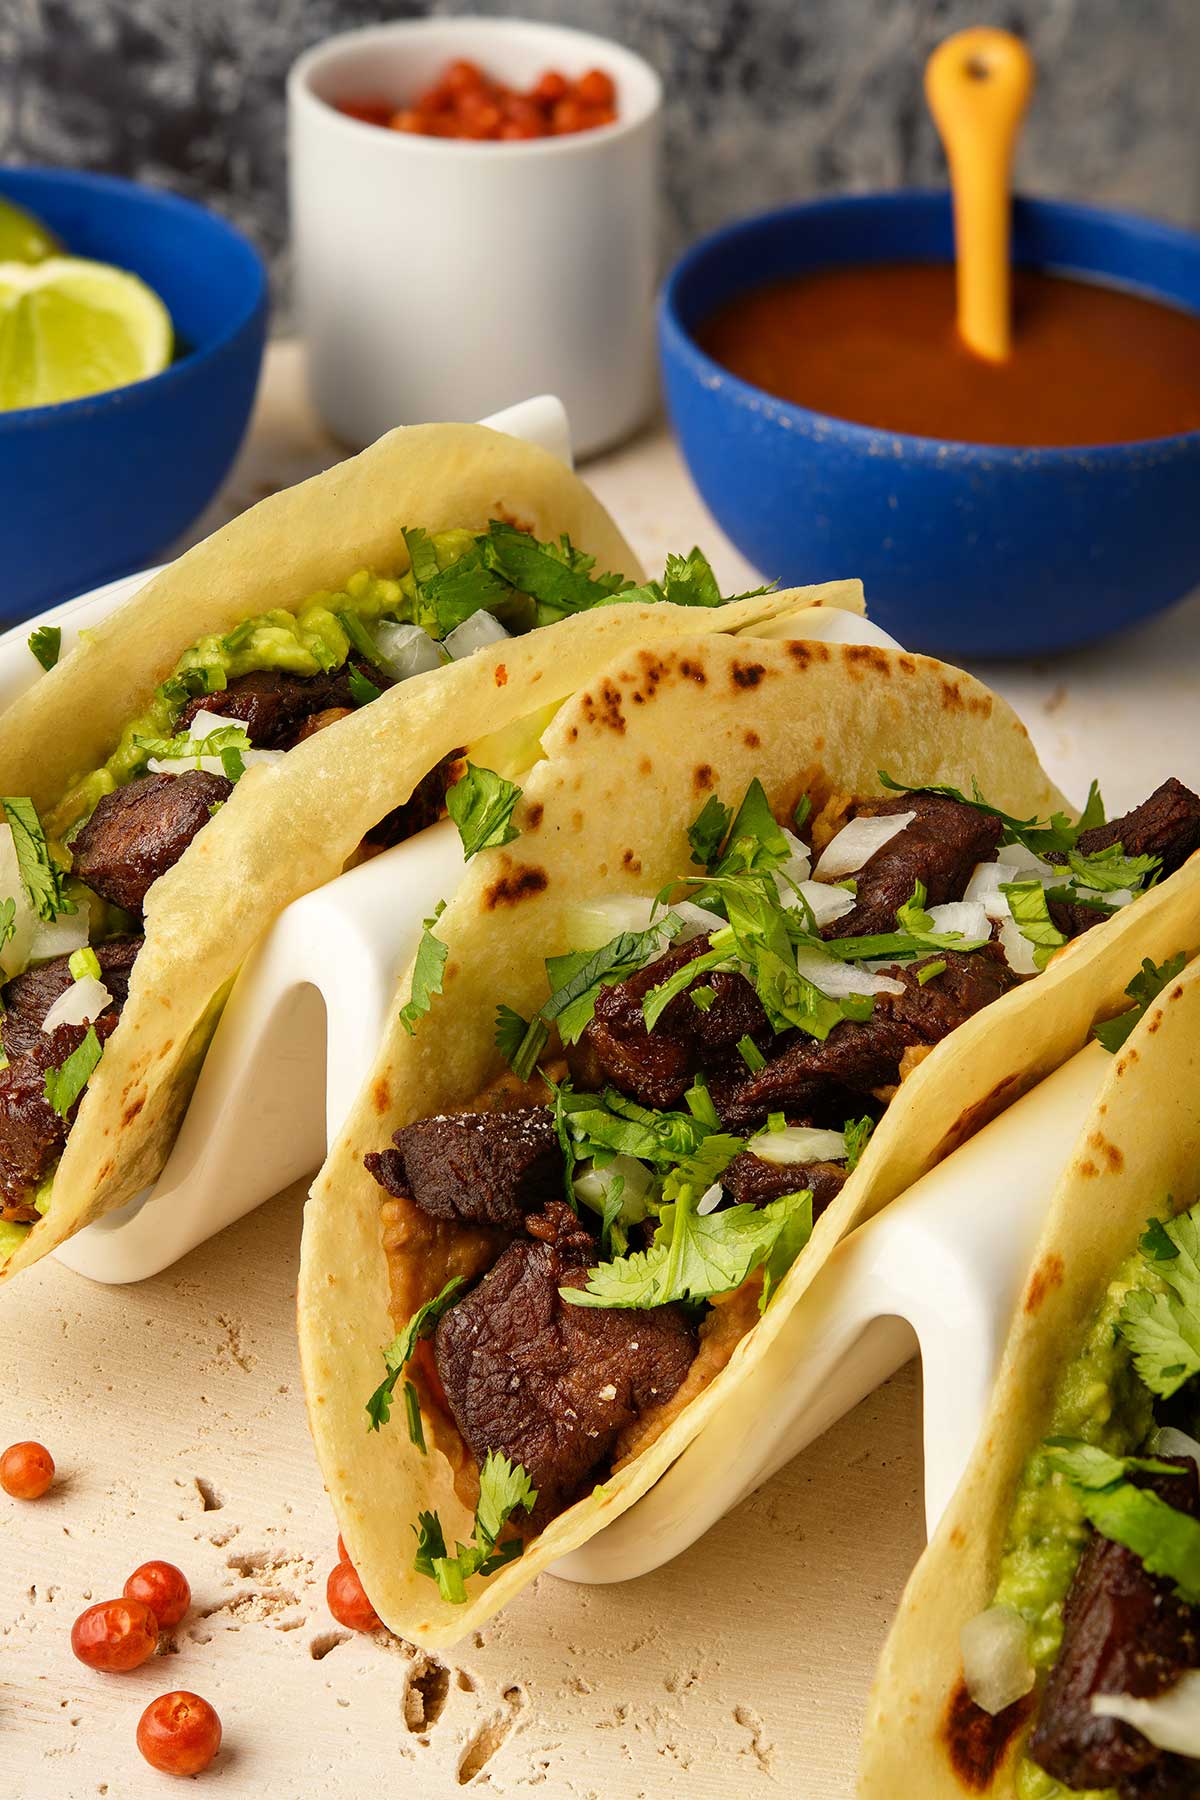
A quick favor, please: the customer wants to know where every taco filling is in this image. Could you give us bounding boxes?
[361,772,1200,1602]
[960,1197,1200,1800]
[0,531,749,1257]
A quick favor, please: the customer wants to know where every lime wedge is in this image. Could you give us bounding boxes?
[0,257,173,411]
[0,195,62,264]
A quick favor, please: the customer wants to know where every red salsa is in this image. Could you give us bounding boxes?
[336,58,617,141]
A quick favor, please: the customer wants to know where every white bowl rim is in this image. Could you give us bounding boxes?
[288,14,662,158]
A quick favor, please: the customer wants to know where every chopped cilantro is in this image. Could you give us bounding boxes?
[843,1115,875,1172]
[446,763,522,859]
[687,794,732,869]
[1119,1205,1200,1399]
[877,771,1099,859]
[493,1004,549,1082]
[641,944,731,1033]
[402,525,442,591]
[348,665,382,708]
[619,547,773,613]
[481,522,626,621]
[1043,1439,1176,1489]
[398,901,449,1035]
[366,1274,466,1431]
[413,1450,537,1603]
[403,1380,426,1452]
[916,959,946,985]
[689,985,716,1012]
[710,778,792,880]
[336,609,386,669]
[1045,1439,1200,1605]
[1,797,73,922]
[736,1035,766,1072]
[0,897,14,950]
[43,1024,102,1119]
[542,917,683,1045]
[999,880,1068,970]
[1065,843,1160,894]
[133,722,253,783]
[28,625,60,671]
[1095,953,1188,1054]
[793,795,812,833]
[69,946,101,982]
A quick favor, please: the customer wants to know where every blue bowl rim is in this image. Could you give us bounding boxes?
[660,189,1200,464]
[0,165,268,433]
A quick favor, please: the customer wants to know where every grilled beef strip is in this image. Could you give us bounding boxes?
[1028,1458,1200,1799]
[70,770,233,915]
[433,1200,696,1525]
[1047,778,1200,941]
[822,792,1004,941]
[177,663,391,750]
[365,1109,563,1232]
[720,1151,847,1217]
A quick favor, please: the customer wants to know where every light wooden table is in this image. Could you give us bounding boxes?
[2,347,1196,1800]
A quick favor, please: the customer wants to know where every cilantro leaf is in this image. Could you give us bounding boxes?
[641,944,731,1033]
[403,1379,426,1452]
[398,902,449,1036]
[336,609,386,669]
[618,547,774,612]
[688,795,732,869]
[43,1024,103,1119]
[0,897,15,951]
[542,917,683,1045]
[133,723,253,783]
[1118,1206,1200,1399]
[412,1450,537,1603]
[481,521,626,621]
[493,1004,549,1081]
[366,1274,466,1430]
[423,550,511,636]
[446,763,522,860]
[348,665,382,708]
[1073,1480,1200,1605]
[710,778,792,879]
[474,1450,538,1548]
[843,1115,875,1172]
[1095,953,1188,1055]
[553,1084,710,1170]
[69,945,100,981]
[999,880,1068,970]
[877,772,1085,858]
[28,625,61,671]
[403,525,442,591]
[1065,843,1160,894]
[2,797,73,922]
[1043,1439,1176,1490]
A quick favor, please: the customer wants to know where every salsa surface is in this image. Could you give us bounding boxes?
[697,263,1200,447]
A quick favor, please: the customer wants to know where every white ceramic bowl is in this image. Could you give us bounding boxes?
[288,17,662,456]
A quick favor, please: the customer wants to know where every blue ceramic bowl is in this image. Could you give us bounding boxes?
[0,167,268,620]
[660,193,1200,658]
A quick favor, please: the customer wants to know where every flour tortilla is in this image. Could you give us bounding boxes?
[298,631,1200,1649]
[859,953,1200,1797]
[1,418,861,1276]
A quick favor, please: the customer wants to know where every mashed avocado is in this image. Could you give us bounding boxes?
[48,529,478,836]
[993,1253,1163,1800]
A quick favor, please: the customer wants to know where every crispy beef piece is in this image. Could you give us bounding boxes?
[364,1108,563,1231]
[581,937,770,1109]
[823,793,1004,940]
[0,1015,119,1220]
[434,1200,696,1523]
[1046,778,1200,943]
[178,662,390,750]
[365,754,460,851]
[70,771,232,914]
[1029,1458,1200,1799]
[721,1152,847,1218]
[1,937,142,1062]
[718,949,1013,1130]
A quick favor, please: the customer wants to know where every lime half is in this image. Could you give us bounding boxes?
[0,257,173,411]
[0,195,62,264]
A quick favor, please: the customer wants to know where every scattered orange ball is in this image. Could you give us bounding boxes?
[124,1561,191,1631]
[137,1691,222,1776]
[336,58,618,141]
[0,1440,55,1500]
[326,1560,380,1633]
[71,1597,159,1672]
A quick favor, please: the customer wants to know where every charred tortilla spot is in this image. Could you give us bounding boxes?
[1147,1014,1162,1034]
[787,640,830,666]
[1079,1159,1099,1179]
[372,1077,391,1117]
[744,729,761,749]
[524,802,544,831]
[566,726,578,743]
[937,1072,1028,1162]
[678,658,706,685]
[731,661,766,690]
[1116,1047,1139,1076]
[949,1525,966,1548]
[121,1093,145,1127]
[942,1679,1033,1790]
[694,765,715,793]
[484,865,549,909]
[638,758,652,777]
[494,664,508,688]
[571,810,583,831]
[581,680,627,734]
[1171,983,1186,1002]
[621,850,642,874]
[1024,1252,1065,1313]
[1087,1131,1123,1173]
[941,681,966,712]
[898,655,918,674]
[843,644,892,676]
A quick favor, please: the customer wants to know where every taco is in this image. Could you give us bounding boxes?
[298,630,1200,1649]
[0,419,860,1277]
[860,950,1200,1800]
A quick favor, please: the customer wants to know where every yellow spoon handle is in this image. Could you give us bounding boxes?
[925,27,1035,363]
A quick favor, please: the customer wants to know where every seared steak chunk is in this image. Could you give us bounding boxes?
[434,1201,696,1522]
[718,950,1012,1130]
[721,1151,847,1218]
[179,663,389,750]
[70,771,232,914]
[366,754,460,850]
[1,937,142,1062]
[1046,778,1200,944]
[1029,1458,1200,1798]
[581,937,769,1110]
[824,793,1004,940]
[0,1015,119,1219]
[365,1109,563,1231]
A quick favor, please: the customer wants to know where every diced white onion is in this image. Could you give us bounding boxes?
[561,895,725,954]
[964,861,1021,921]
[926,900,991,941]
[749,1125,848,1165]
[772,826,813,900]
[795,944,906,999]
[1092,1671,1200,1757]
[369,621,442,682]
[0,826,36,979]
[696,1181,724,1216]
[996,843,1057,878]
[1152,1426,1200,1470]
[813,810,915,881]
[443,610,510,661]
[673,901,728,941]
[784,880,856,927]
[187,709,236,740]
[573,1155,653,1224]
[998,914,1040,977]
[27,909,89,964]
[1075,885,1133,910]
[960,1606,1036,1717]
[41,976,112,1034]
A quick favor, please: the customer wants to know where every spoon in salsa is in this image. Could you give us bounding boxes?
[924,26,1035,362]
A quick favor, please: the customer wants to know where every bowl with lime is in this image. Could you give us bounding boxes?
[0,167,267,617]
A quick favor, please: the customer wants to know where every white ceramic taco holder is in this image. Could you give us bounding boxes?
[0,395,1102,1575]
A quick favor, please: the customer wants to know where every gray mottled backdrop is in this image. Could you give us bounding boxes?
[3,0,1198,313]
